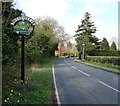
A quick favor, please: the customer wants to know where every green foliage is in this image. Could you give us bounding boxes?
[75,12,99,59]
[75,12,97,42]
[2,2,23,88]
[88,50,120,56]
[25,34,50,63]
[2,2,22,69]
[25,17,65,63]
[101,37,110,50]
[3,58,56,104]
[34,18,59,56]
[110,42,117,50]
[76,36,95,59]
[86,56,120,65]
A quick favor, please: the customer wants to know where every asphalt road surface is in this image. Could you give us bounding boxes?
[54,58,120,104]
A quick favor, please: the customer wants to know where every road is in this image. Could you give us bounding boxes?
[54,58,120,104]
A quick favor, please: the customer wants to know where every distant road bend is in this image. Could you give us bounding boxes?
[53,58,119,104]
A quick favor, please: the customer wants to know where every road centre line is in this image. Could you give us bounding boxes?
[67,63,70,65]
[78,70,90,77]
[64,59,67,64]
[71,66,76,69]
[64,59,90,77]
[98,80,120,93]
[64,59,70,65]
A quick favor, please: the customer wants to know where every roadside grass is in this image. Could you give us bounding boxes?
[75,59,120,75]
[84,60,120,70]
[3,57,57,105]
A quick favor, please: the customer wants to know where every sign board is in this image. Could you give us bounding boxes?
[11,12,35,35]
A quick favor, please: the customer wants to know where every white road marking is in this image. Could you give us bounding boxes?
[64,58,90,77]
[98,80,120,93]
[63,59,66,63]
[52,65,61,104]
[72,66,76,69]
[67,63,70,65]
[64,59,70,65]
[78,70,90,77]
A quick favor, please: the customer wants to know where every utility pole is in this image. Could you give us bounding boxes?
[82,32,85,61]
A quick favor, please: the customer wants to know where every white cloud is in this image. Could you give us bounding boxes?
[68,0,119,3]
[80,4,108,15]
[65,15,83,36]
[64,5,105,37]
[64,14,104,39]
[13,0,118,45]
[14,0,70,18]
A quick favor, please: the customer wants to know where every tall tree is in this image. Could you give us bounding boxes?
[2,2,22,67]
[110,42,117,50]
[2,2,23,87]
[34,17,58,56]
[75,12,97,43]
[35,17,70,43]
[101,37,110,50]
[75,12,98,58]
[34,17,70,56]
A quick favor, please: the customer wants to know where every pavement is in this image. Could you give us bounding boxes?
[54,58,120,104]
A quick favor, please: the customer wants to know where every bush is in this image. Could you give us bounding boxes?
[88,50,120,56]
[86,56,120,65]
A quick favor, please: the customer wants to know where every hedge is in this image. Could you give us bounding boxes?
[86,56,120,65]
[88,50,120,56]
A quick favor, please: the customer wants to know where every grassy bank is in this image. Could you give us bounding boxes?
[75,59,120,75]
[3,57,57,104]
[84,60,120,70]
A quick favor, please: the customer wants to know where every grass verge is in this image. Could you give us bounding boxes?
[84,60,120,70]
[3,57,57,105]
[75,59,120,75]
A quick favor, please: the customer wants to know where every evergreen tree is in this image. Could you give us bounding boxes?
[110,42,117,50]
[101,37,110,50]
[75,12,98,58]
[75,12,97,43]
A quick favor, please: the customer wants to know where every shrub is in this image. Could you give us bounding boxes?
[86,56,120,65]
[88,50,120,56]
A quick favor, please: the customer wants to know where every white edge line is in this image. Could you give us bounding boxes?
[52,64,61,104]
[79,70,90,77]
[98,80,120,93]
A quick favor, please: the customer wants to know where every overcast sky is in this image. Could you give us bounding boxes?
[13,0,119,46]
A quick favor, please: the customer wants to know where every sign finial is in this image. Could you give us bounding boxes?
[21,12,26,17]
